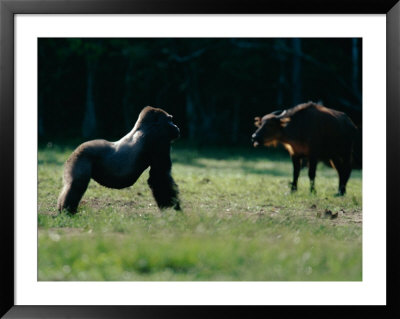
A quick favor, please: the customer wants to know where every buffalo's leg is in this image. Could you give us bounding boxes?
[308,157,318,193]
[291,156,301,191]
[332,156,352,195]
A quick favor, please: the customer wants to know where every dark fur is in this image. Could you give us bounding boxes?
[57,106,181,213]
[252,102,358,195]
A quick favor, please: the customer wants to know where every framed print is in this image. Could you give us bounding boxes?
[1,0,399,318]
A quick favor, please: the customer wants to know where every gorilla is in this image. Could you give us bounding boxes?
[57,106,181,213]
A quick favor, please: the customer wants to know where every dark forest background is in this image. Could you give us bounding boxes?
[38,38,362,146]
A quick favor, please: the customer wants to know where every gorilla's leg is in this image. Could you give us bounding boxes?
[57,158,91,213]
[147,165,180,210]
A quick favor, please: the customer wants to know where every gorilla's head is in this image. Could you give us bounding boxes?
[137,106,180,142]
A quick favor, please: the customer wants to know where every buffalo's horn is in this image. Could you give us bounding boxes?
[278,110,287,118]
[271,110,283,116]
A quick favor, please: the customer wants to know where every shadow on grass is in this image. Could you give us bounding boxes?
[175,158,291,177]
[38,141,361,179]
[38,158,66,166]
[171,142,291,162]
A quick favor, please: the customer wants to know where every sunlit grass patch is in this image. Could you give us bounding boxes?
[38,143,362,281]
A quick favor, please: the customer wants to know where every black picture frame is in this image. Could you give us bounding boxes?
[1,0,399,318]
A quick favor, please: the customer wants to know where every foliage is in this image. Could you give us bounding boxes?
[38,38,362,144]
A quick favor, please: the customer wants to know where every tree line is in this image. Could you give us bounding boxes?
[38,38,362,145]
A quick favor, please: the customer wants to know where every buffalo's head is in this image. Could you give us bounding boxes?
[251,110,290,147]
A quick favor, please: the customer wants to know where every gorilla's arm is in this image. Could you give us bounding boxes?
[147,150,181,210]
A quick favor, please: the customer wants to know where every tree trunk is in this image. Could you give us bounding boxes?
[122,58,134,131]
[38,93,44,137]
[185,89,196,141]
[275,39,287,106]
[184,63,204,142]
[292,38,302,106]
[277,62,285,106]
[231,100,240,144]
[82,59,97,139]
[352,38,359,93]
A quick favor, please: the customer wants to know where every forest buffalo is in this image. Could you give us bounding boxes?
[252,101,358,195]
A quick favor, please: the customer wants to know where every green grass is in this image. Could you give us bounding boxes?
[38,142,362,281]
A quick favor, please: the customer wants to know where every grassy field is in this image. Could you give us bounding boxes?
[38,142,362,281]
